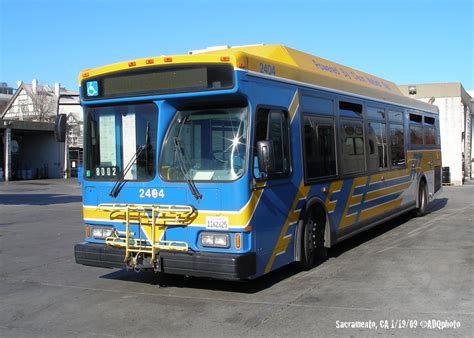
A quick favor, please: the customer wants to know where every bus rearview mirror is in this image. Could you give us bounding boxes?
[55,114,67,143]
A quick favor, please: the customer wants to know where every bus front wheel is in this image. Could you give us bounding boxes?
[299,207,327,269]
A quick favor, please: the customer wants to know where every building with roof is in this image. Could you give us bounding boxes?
[0,82,15,115]
[469,90,474,179]
[0,80,82,181]
[399,83,472,185]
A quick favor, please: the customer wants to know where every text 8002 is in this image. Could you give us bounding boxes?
[95,166,118,177]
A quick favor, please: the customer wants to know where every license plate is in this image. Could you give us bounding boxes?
[205,216,229,230]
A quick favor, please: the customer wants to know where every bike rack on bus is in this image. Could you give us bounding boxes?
[97,204,196,268]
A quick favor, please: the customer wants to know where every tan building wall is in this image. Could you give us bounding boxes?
[468,90,474,179]
[399,83,472,185]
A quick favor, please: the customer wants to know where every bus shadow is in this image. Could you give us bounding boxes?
[0,194,82,205]
[427,197,448,213]
[100,197,449,293]
[100,263,305,293]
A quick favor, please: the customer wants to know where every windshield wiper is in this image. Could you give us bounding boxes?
[174,116,202,200]
[109,144,148,198]
[144,121,152,175]
[110,121,152,198]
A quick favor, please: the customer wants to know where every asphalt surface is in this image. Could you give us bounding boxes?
[0,179,472,337]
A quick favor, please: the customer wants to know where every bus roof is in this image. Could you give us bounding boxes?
[79,44,438,113]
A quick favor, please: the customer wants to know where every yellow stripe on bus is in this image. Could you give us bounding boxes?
[370,169,410,185]
[288,90,300,121]
[359,198,403,222]
[327,200,337,213]
[339,176,368,229]
[264,180,310,274]
[83,189,265,228]
[325,180,343,203]
[365,182,411,202]
[325,180,343,213]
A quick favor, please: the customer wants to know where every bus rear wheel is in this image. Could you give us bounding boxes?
[299,208,327,269]
[415,180,428,217]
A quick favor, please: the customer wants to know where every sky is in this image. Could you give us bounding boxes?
[0,0,473,91]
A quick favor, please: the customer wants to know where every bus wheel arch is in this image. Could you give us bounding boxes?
[295,198,329,269]
[415,176,428,217]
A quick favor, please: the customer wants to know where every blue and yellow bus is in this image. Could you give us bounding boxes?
[74,45,442,280]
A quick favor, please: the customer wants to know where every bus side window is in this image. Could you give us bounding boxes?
[390,124,405,167]
[303,115,337,179]
[367,121,388,171]
[424,116,436,145]
[341,120,366,175]
[409,113,423,145]
[253,108,290,179]
[388,110,405,167]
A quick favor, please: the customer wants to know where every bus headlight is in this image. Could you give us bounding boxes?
[90,226,115,239]
[200,232,230,248]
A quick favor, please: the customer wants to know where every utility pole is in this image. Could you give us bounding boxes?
[4,126,11,181]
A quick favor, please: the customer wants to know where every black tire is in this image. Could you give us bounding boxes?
[299,207,327,269]
[415,180,428,217]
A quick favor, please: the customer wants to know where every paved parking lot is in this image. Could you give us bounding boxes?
[0,179,472,336]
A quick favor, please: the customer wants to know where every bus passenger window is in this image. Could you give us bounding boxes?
[389,110,403,122]
[253,109,290,179]
[424,127,436,145]
[390,124,405,167]
[303,116,336,180]
[367,122,388,171]
[339,101,363,118]
[366,106,385,120]
[424,116,436,145]
[341,120,365,174]
[409,113,423,145]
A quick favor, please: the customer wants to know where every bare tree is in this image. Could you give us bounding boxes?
[19,98,32,120]
[30,88,56,122]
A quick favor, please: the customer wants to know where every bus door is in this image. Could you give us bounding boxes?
[252,108,298,265]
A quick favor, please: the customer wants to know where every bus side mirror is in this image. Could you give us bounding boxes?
[55,114,67,142]
[257,140,274,176]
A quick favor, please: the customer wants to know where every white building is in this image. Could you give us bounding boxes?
[399,83,472,185]
[2,80,82,137]
[1,80,83,181]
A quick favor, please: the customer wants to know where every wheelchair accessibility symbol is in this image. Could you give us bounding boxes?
[86,81,99,97]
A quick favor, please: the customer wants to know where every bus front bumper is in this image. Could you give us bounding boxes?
[74,242,256,280]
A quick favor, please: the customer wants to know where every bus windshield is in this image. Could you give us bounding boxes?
[160,107,248,181]
[85,103,158,180]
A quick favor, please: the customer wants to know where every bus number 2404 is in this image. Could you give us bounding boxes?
[139,188,165,199]
[260,63,276,76]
